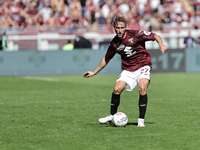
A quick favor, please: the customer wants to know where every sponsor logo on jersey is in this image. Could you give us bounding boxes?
[124,47,136,57]
[117,44,125,51]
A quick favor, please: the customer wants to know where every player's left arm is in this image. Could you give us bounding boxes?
[154,34,167,54]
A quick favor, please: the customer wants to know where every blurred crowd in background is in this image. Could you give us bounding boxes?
[0,0,200,33]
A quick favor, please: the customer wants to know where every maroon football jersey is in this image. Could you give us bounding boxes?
[105,30,156,71]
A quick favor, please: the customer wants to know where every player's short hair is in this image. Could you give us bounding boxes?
[113,14,128,27]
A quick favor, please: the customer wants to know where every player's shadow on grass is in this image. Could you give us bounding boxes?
[127,122,138,126]
[127,122,154,126]
[95,122,154,127]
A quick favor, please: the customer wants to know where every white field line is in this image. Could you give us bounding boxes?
[101,98,199,102]
[25,76,59,82]
[0,101,76,105]
[153,98,199,101]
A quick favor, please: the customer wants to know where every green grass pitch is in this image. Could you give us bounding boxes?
[0,73,200,150]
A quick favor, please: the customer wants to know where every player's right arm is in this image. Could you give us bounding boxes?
[83,56,111,78]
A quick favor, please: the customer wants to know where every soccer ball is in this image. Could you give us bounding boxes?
[112,112,128,127]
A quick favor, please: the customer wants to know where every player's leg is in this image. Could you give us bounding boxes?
[111,80,127,115]
[98,81,127,123]
[138,78,149,127]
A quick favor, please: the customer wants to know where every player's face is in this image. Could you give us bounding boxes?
[114,21,126,40]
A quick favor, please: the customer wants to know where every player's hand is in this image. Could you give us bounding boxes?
[83,71,95,78]
[159,45,167,54]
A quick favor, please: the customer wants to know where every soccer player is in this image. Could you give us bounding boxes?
[83,14,167,127]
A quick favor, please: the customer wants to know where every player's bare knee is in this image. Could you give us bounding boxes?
[113,86,122,95]
[113,81,126,95]
[139,86,147,95]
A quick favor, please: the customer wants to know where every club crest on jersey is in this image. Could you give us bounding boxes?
[117,44,125,51]
[128,38,134,44]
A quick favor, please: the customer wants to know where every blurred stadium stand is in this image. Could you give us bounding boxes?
[1,0,200,51]
[3,26,200,51]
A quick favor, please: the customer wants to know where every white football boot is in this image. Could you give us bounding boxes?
[98,115,113,123]
[137,118,145,127]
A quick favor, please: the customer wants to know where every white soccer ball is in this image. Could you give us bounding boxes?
[112,112,128,127]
